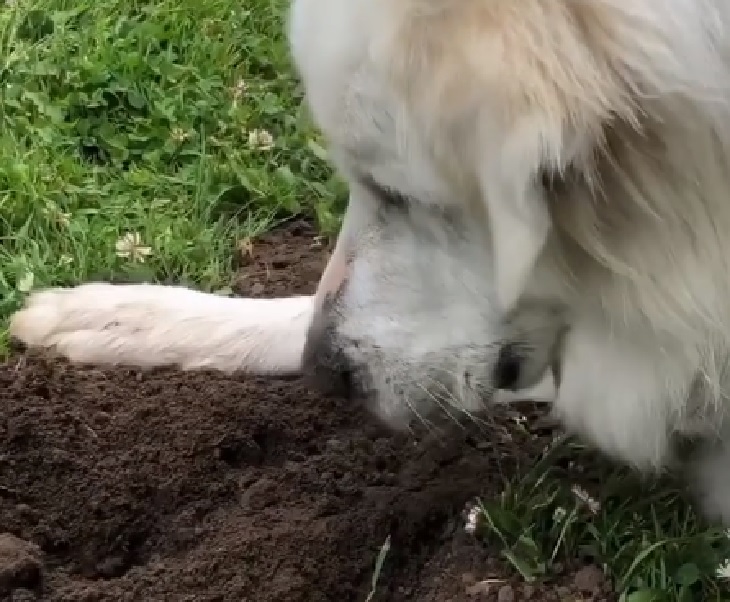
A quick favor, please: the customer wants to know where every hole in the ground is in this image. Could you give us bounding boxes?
[79,531,148,580]
[216,433,264,467]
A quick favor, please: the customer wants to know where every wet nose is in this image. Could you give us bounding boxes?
[301,303,357,399]
[494,343,523,390]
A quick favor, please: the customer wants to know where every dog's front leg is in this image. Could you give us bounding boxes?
[8,283,314,374]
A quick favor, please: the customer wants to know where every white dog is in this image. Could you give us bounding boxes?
[10,0,730,524]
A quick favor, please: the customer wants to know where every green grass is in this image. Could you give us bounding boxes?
[0,0,346,348]
[470,434,730,601]
[0,0,729,600]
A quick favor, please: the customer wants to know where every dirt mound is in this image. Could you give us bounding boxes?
[0,220,614,601]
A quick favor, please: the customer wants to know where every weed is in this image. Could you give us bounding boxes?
[472,436,730,601]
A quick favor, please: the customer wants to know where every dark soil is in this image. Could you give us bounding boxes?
[0,220,615,601]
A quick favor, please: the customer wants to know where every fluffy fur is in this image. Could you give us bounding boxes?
[10,0,730,523]
[10,284,314,374]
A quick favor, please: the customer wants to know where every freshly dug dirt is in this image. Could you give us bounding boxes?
[0,220,615,601]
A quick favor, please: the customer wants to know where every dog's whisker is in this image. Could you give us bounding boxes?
[415,381,467,431]
[421,373,496,433]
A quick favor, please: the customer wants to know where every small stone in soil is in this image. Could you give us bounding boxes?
[497,584,515,602]
[573,564,604,593]
[0,533,43,594]
[465,580,494,596]
[239,477,279,510]
[461,572,477,585]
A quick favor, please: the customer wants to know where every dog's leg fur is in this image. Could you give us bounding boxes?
[9,284,314,374]
[553,321,700,472]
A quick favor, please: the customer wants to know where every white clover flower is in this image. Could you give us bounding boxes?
[464,502,482,534]
[571,484,600,514]
[41,205,71,227]
[232,78,247,100]
[717,530,730,579]
[553,506,567,523]
[115,232,152,262]
[247,128,274,151]
[170,127,190,142]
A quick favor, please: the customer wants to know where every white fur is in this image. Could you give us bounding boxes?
[10,0,730,526]
[9,284,313,374]
[288,0,730,521]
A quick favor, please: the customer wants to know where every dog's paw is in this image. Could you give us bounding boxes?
[10,284,120,351]
[9,283,183,365]
[9,283,315,373]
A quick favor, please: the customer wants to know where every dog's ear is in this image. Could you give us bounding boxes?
[478,115,561,311]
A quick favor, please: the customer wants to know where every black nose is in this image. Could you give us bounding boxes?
[306,362,356,399]
[495,344,522,390]
[301,307,357,399]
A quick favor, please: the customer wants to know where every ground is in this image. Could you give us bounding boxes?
[1,222,615,601]
[1,1,729,601]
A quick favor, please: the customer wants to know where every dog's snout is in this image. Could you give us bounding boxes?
[494,344,522,390]
[314,230,351,312]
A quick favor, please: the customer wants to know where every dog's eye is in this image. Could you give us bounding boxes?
[358,174,411,210]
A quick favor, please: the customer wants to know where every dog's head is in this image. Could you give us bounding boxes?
[288,0,727,427]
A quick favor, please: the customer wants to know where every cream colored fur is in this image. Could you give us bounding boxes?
[10,284,313,374]
[10,0,730,524]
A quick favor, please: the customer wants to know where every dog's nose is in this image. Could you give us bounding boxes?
[301,304,357,399]
[306,360,356,399]
[494,344,523,390]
